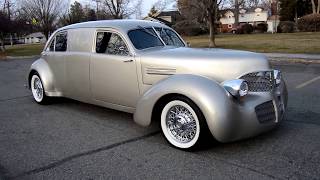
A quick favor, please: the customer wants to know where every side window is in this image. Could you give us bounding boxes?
[96,32,129,56]
[55,32,67,52]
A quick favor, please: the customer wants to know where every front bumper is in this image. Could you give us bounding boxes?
[215,80,287,143]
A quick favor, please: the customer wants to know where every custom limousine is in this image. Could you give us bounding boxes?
[28,20,287,149]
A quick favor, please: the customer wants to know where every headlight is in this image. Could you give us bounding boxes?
[222,79,249,99]
[239,81,249,97]
[273,70,281,85]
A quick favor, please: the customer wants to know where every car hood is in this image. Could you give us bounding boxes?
[139,47,270,85]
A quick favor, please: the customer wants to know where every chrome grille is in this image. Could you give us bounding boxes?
[240,71,275,92]
[255,101,276,123]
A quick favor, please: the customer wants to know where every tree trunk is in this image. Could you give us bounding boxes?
[311,0,316,14]
[209,15,216,48]
[0,40,5,52]
[317,0,320,14]
[44,30,49,41]
[234,0,240,26]
[10,34,13,46]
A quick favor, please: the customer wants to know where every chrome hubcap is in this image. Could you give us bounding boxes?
[166,105,197,143]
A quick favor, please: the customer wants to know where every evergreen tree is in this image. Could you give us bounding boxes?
[279,0,296,21]
[70,1,85,23]
[279,0,314,21]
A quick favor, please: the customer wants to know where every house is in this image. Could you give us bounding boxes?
[143,10,183,27]
[24,32,46,44]
[219,7,279,33]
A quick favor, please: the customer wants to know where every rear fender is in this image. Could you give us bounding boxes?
[28,58,59,96]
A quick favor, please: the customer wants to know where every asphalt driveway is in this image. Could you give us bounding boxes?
[0,58,319,180]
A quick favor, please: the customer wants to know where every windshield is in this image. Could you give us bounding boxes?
[128,27,185,50]
[128,28,164,50]
[154,27,185,47]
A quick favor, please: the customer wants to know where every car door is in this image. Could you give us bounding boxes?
[90,30,140,108]
[64,28,92,102]
[41,32,66,93]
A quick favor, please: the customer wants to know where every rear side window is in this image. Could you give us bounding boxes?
[96,32,129,56]
[55,32,67,52]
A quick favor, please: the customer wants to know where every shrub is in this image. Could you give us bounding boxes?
[255,23,268,33]
[236,23,254,34]
[298,14,320,32]
[173,20,205,36]
[277,21,296,33]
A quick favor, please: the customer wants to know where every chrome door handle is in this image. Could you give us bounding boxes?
[123,59,133,63]
[42,53,48,57]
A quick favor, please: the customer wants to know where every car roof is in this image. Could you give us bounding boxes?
[58,19,168,32]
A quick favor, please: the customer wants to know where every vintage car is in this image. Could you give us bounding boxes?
[28,20,287,149]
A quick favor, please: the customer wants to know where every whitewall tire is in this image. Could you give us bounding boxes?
[31,73,48,104]
[160,97,207,149]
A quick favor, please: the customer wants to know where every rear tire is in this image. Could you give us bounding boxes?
[30,73,50,104]
[160,96,211,150]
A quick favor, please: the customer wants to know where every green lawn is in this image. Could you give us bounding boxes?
[183,32,320,54]
[1,44,44,57]
[0,32,319,57]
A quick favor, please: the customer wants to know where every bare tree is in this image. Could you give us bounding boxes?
[153,0,174,11]
[134,0,143,19]
[103,0,129,19]
[20,0,67,39]
[230,0,245,26]
[178,0,224,47]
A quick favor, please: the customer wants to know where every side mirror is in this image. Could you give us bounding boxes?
[186,42,191,47]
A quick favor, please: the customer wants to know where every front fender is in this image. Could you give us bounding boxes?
[134,74,236,141]
[28,58,57,96]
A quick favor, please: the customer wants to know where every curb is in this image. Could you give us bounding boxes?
[4,55,40,60]
[268,57,320,64]
[263,53,320,60]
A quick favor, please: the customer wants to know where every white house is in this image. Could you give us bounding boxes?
[219,8,278,33]
[24,32,46,44]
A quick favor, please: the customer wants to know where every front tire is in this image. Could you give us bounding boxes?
[30,73,49,104]
[160,96,210,150]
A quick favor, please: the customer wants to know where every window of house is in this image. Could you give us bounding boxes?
[96,32,129,56]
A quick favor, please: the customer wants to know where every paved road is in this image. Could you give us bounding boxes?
[0,58,319,180]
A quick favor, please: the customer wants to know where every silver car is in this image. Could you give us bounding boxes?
[28,20,287,149]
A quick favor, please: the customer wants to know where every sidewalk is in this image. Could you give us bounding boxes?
[264,53,320,60]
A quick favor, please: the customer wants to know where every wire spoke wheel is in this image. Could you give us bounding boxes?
[161,99,201,149]
[31,74,44,103]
